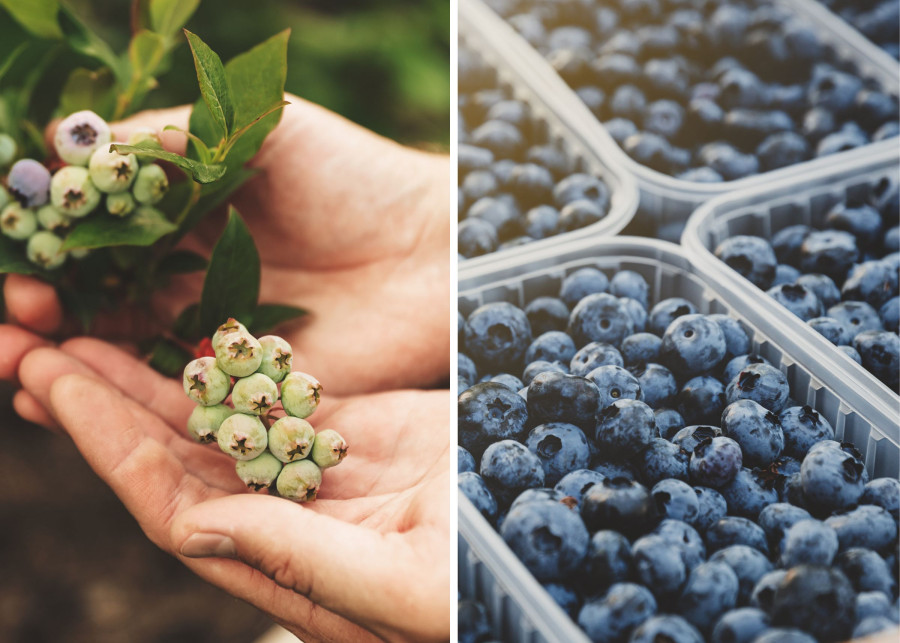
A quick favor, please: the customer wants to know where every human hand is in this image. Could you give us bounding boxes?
[2,95,451,394]
[14,336,450,642]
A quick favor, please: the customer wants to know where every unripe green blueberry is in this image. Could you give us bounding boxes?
[276,459,322,502]
[0,133,16,167]
[310,429,348,469]
[281,372,322,419]
[186,403,235,443]
[0,203,37,240]
[36,205,71,233]
[215,330,263,377]
[69,247,90,260]
[132,164,168,204]
[267,416,315,463]
[212,318,248,346]
[0,186,10,210]
[54,110,111,166]
[26,231,66,269]
[235,451,283,491]
[50,166,101,217]
[231,372,278,415]
[217,413,267,461]
[127,128,163,161]
[88,147,138,193]
[182,356,230,406]
[257,335,293,383]
[106,192,135,217]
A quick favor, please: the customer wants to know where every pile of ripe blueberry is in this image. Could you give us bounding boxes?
[459,599,501,643]
[457,267,899,642]
[459,45,615,259]
[714,176,899,391]
[484,0,899,181]
[816,0,900,60]
[0,110,169,269]
[182,319,348,502]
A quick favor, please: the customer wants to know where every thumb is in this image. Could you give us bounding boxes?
[171,494,415,632]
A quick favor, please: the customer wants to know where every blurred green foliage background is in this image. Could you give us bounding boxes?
[14,0,451,148]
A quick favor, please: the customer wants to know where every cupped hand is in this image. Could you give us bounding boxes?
[3,94,451,394]
[14,336,451,642]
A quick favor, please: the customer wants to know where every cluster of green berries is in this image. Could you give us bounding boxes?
[182,319,348,502]
[0,110,170,269]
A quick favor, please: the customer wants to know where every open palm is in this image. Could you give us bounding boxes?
[4,94,451,394]
[15,337,450,642]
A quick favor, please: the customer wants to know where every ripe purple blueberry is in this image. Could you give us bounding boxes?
[7,159,51,207]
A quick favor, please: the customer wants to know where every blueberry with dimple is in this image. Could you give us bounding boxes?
[655,518,707,570]
[568,293,635,347]
[711,608,769,643]
[581,476,654,536]
[694,487,728,533]
[577,583,657,643]
[726,363,789,413]
[632,534,687,597]
[471,120,524,159]
[766,283,823,321]
[843,262,898,313]
[649,298,698,336]
[660,314,727,376]
[594,399,658,461]
[800,441,865,513]
[458,446,476,474]
[555,468,606,507]
[458,382,528,458]
[809,70,863,115]
[570,341,624,375]
[525,331,576,366]
[758,503,813,550]
[721,400,784,467]
[609,270,649,309]
[501,499,589,581]
[584,530,632,592]
[652,478,698,523]
[751,569,788,613]
[770,565,857,642]
[644,100,684,140]
[527,371,599,429]
[458,471,498,522]
[586,365,642,408]
[808,316,852,345]
[673,426,722,454]
[800,230,859,281]
[553,174,610,212]
[711,545,774,605]
[723,354,770,384]
[522,360,567,386]
[817,126,869,156]
[706,516,769,555]
[677,376,726,426]
[7,159,51,208]
[854,330,900,390]
[525,297,569,336]
[621,333,661,367]
[719,467,778,520]
[526,422,591,486]
[655,407,684,440]
[781,519,839,567]
[826,504,898,552]
[678,561,740,634]
[639,439,690,485]
[480,440,544,507]
[464,302,532,372]
[779,405,834,459]
[862,477,900,515]
[837,548,897,598]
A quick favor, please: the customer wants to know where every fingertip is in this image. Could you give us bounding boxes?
[4,274,64,334]
[12,389,59,431]
[110,105,192,155]
[0,325,50,382]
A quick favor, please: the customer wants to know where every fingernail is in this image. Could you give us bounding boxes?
[180,533,237,559]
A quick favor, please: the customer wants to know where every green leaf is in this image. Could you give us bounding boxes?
[149,0,199,41]
[160,249,207,274]
[0,0,62,39]
[0,237,39,275]
[59,67,115,118]
[175,166,256,240]
[248,304,307,335]
[61,206,177,251]
[0,42,29,87]
[184,30,233,139]
[164,124,211,164]
[57,5,125,83]
[110,142,226,183]
[172,302,202,340]
[148,337,193,377]
[218,100,289,158]
[199,207,259,334]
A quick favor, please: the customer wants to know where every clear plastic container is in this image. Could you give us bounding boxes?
[682,144,900,420]
[459,24,639,272]
[461,0,900,242]
[458,235,900,643]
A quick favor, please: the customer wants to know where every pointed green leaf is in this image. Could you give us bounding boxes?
[199,208,259,333]
[149,0,199,40]
[248,304,307,335]
[61,206,177,250]
[0,0,62,39]
[59,67,116,118]
[57,6,125,83]
[0,237,39,274]
[184,29,233,138]
[0,42,29,87]
[110,142,226,183]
